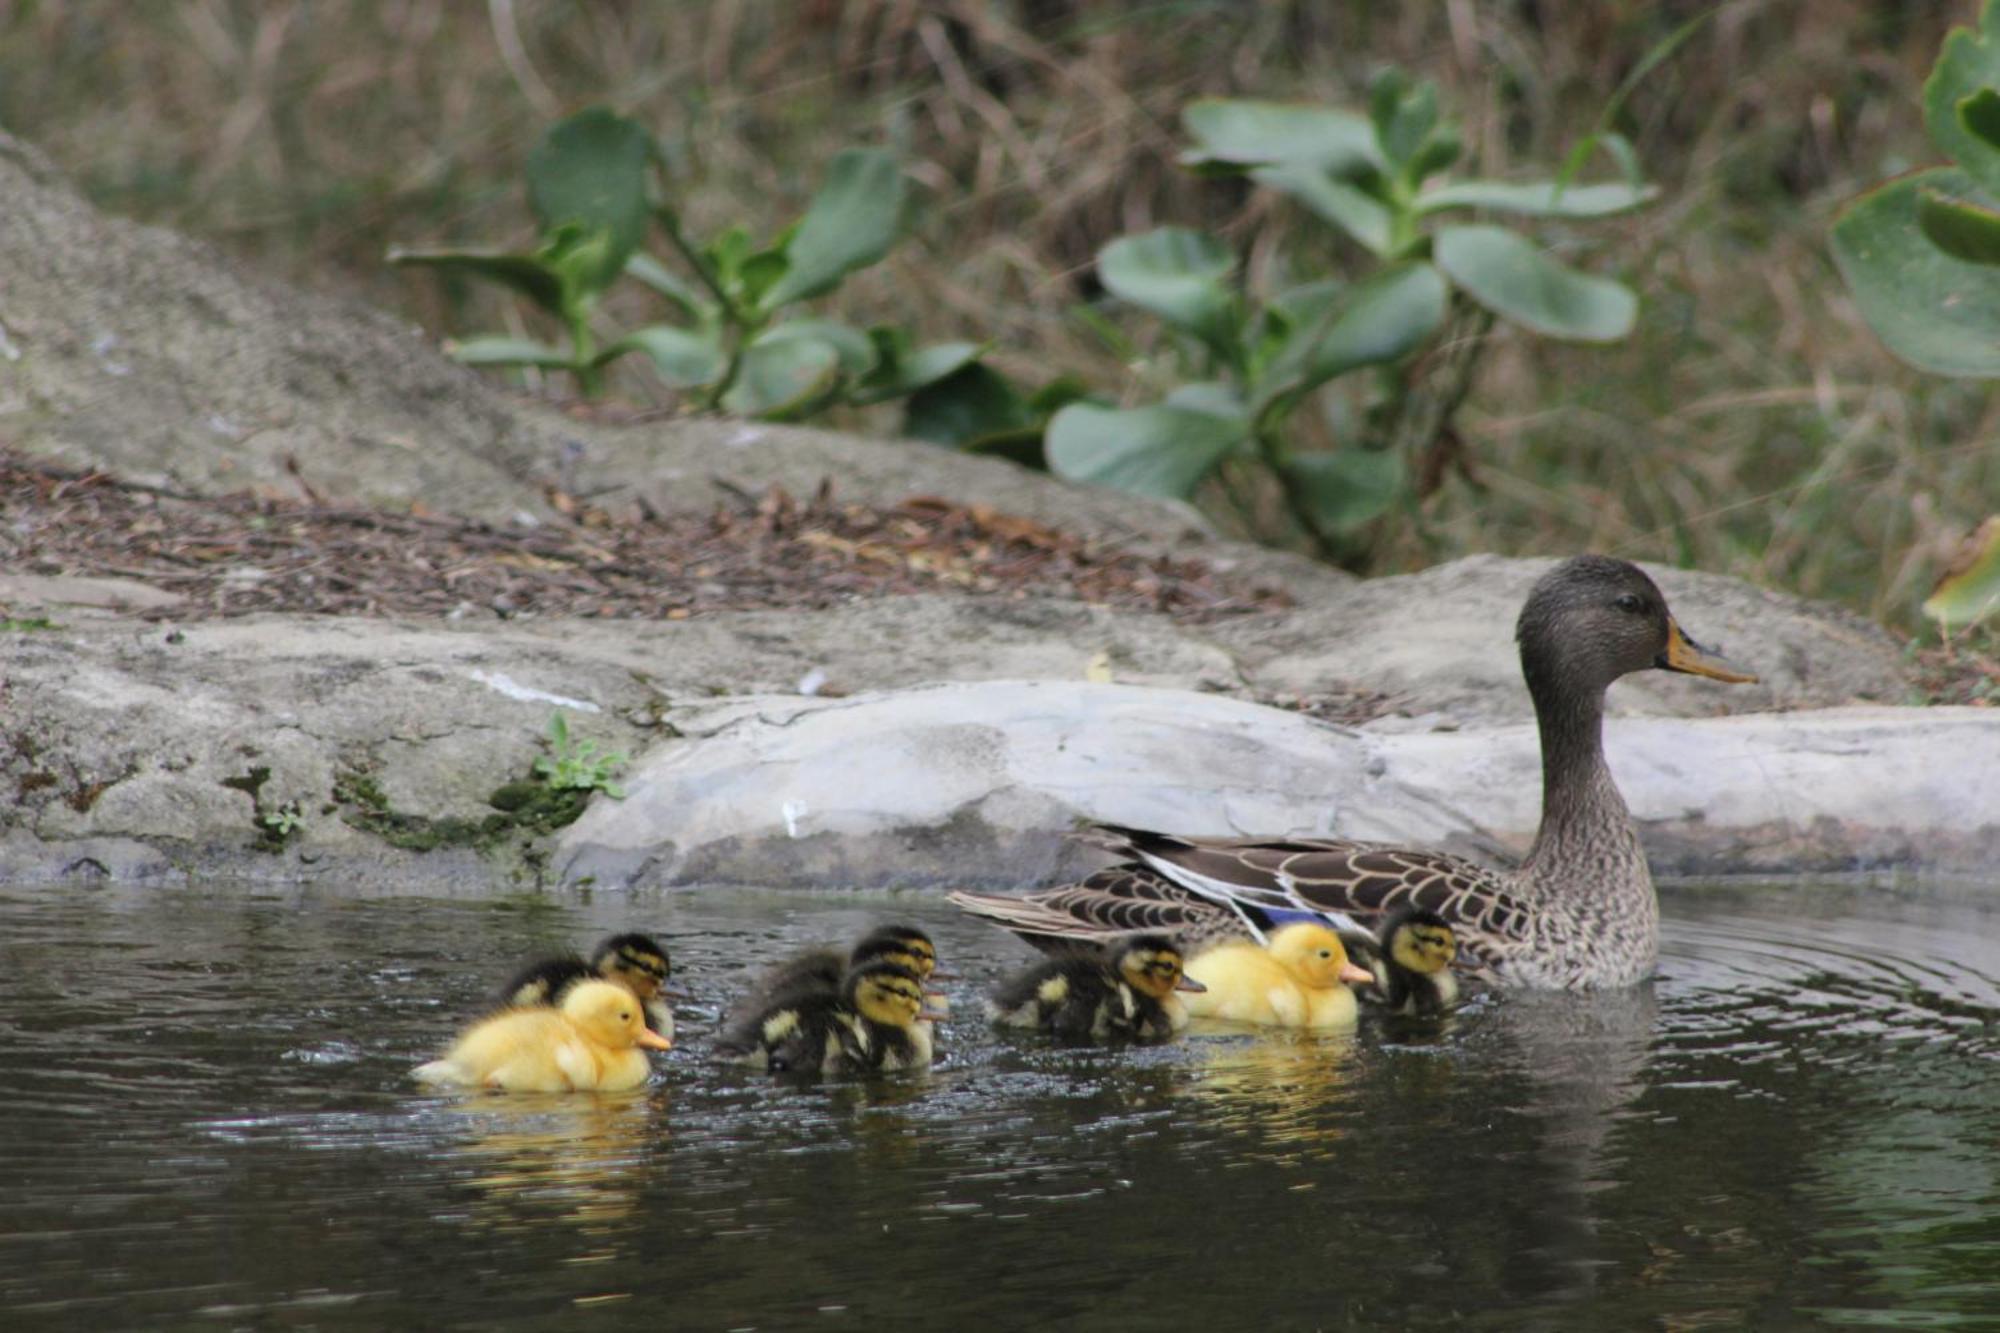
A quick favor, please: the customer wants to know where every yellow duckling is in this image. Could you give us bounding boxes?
[415,979,673,1093]
[1183,923,1375,1029]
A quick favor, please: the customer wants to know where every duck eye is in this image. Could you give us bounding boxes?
[1614,592,1645,614]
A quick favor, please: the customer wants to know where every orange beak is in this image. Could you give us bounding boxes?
[1660,620,1758,684]
[1340,961,1375,987]
[637,1027,673,1052]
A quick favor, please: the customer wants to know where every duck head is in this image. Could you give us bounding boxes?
[1382,908,1457,975]
[851,924,943,981]
[561,979,673,1051]
[1516,556,1757,704]
[1268,923,1374,988]
[847,962,943,1028]
[592,932,681,1002]
[1114,934,1205,1000]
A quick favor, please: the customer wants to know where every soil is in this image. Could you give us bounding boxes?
[3,452,1291,626]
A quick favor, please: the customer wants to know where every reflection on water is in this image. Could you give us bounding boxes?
[0,880,1997,1328]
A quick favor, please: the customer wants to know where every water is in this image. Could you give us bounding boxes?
[2,880,1997,1330]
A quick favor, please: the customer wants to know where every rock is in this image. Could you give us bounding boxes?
[556,684,2000,889]
[1212,553,1907,724]
[0,129,1976,889]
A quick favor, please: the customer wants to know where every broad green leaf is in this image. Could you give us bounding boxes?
[1415,180,1658,218]
[387,247,567,318]
[1926,2,2000,199]
[1179,98,1378,174]
[755,319,878,375]
[1923,516,2000,627]
[1919,186,2000,264]
[1252,164,1394,255]
[722,336,842,420]
[1097,227,1239,360]
[1963,87,2000,152]
[1373,75,1440,171]
[760,148,907,310]
[598,325,726,388]
[1283,449,1405,533]
[1408,126,1463,185]
[852,331,981,404]
[1046,401,1249,499]
[1163,380,1247,418]
[1434,225,1637,342]
[536,222,624,314]
[446,335,577,369]
[526,108,653,296]
[1831,167,2000,376]
[625,252,710,320]
[904,363,1036,451]
[1256,263,1448,411]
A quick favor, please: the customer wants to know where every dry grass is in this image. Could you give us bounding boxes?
[0,0,1994,639]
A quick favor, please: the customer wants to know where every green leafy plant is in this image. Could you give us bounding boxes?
[391,107,980,417]
[1832,2,2000,631]
[1832,0,2000,378]
[532,711,627,800]
[1040,69,1656,555]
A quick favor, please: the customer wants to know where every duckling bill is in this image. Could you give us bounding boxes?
[415,979,671,1093]
[988,934,1202,1043]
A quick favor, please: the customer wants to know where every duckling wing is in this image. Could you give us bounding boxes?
[496,955,594,1010]
[717,948,846,1031]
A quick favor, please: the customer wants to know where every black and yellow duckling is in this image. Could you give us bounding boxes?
[715,960,940,1075]
[745,923,939,999]
[987,934,1203,1043]
[1344,908,1460,1016]
[1182,922,1375,1030]
[414,979,673,1093]
[500,931,680,1042]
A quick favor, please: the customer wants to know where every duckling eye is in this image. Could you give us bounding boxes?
[1614,592,1645,614]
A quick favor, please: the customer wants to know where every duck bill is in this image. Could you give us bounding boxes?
[637,1028,673,1052]
[1175,975,1208,993]
[919,1006,951,1023]
[1340,962,1375,987]
[1659,620,1758,684]
[660,979,697,1001]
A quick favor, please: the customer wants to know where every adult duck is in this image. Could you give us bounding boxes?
[949,556,1756,989]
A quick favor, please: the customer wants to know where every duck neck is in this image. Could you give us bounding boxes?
[1522,676,1637,879]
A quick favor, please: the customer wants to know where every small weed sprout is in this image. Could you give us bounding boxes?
[532,711,628,799]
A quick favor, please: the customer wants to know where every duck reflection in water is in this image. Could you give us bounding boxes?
[443,1095,656,1235]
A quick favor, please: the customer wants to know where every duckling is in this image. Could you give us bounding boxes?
[415,979,673,1093]
[1183,922,1375,1029]
[987,934,1203,1043]
[715,960,939,1075]
[499,931,680,1041]
[718,924,942,1031]
[1344,908,1459,1016]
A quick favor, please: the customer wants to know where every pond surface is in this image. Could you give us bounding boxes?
[1,878,1997,1330]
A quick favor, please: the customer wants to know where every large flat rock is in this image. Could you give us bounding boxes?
[556,683,2000,889]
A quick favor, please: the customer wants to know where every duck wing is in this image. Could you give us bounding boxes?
[1086,824,1535,975]
[948,866,1241,953]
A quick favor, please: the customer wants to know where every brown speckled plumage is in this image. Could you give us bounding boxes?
[950,557,1756,990]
